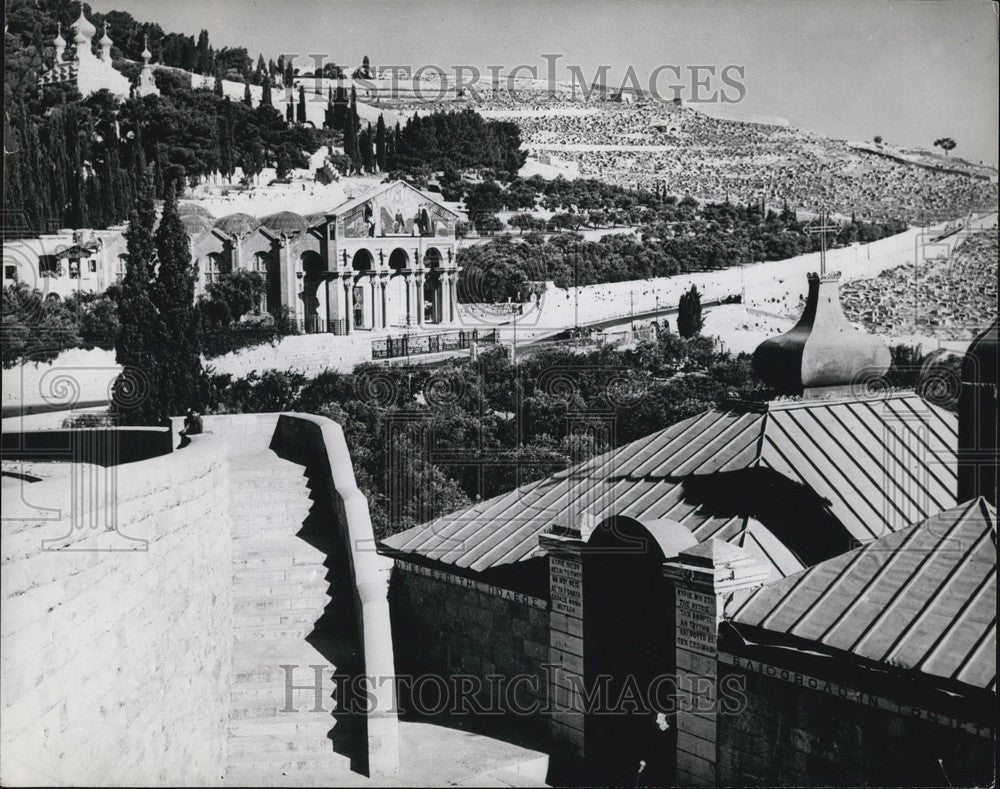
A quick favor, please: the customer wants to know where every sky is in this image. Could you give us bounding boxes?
[91,0,999,166]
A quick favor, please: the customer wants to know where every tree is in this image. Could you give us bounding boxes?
[261,76,272,106]
[296,84,306,124]
[360,123,376,173]
[243,78,252,106]
[677,284,704,338]
[213,65,224,96]
[149,180,205,421]
[112,173,159,423]
[195,29,211,74]
[933,137,957,156]
[375,114,387,171]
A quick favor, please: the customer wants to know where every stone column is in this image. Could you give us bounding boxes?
[380,277,389,329]
[538,528,587,758]
[448,269,458,324]
[344,275,354,334]
[662,540,768,787]
[372,275,382,330]
[415,272,425,327]
[404,272,415,327]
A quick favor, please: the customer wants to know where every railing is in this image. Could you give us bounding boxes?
[296,317,348,335]
[371,328,499,360]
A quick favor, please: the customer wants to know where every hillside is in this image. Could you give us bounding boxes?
[376,78,997,223]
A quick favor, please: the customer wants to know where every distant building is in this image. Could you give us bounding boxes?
[7,181,461,333]
[37,9,153,100]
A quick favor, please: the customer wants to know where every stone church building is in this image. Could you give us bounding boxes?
[189,180,461,332]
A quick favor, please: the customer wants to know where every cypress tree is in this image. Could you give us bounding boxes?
[296,84,306,123]
[150,180,205,421]
[361,122,375,173]
[677,285,704,338]
[113,172,160,425]
[343,110,359,172]
[214,65,224,96]
[261,75,272,106]
[375,114,387,171]
[243,77,253,105]
[332,85,348,130]
[324,88,334,129]
[349,86,360,132]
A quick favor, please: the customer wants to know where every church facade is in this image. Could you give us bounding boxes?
[190,181,461,332]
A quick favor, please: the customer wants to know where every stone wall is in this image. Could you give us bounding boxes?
[271,413,399,779]
[389,563,550,730]
[716,665,994,787]
[208,332,372,378]
[0,435,233,786]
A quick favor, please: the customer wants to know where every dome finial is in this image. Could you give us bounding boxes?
[72,4,97,46]
[752,270,891,399]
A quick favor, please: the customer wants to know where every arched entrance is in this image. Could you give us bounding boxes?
[351,250,376,329]
[252,252,279,315]
[423,248,444,323]
[301,251,326,332]
[581,516,693,786]
[386,248,411,326]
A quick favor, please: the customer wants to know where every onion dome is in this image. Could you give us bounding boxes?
[752,271,890,398]
[958,318,998,506]
[54,23,66,48]
[260,210,308,235]
[180,214,214,234]
[177,203,215,218]
[71,8,97,45]
[99,22,113,47]
[213,213,260,236]
[141,34,152,62]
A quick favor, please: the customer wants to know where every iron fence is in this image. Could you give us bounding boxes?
[372,328,499,360]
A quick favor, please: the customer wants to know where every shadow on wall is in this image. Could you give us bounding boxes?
[0,426,174,467]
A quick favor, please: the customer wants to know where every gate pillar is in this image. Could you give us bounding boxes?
[663,540,768,787]
[539,527,587,758]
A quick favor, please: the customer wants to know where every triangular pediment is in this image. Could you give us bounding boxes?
[328,181,459,239]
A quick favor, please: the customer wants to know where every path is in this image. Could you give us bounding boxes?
[209,415,549,786]
[223,421,371,786]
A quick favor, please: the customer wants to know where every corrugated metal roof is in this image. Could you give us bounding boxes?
[725,498,996,692]
[381,394,958,577]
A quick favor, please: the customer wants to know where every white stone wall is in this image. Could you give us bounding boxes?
[0,437,233,786]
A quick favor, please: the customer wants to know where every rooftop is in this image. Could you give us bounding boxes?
[381,393,958,579]
[725,497,996,693]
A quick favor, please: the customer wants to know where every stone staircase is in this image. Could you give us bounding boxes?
[223,439,370,786]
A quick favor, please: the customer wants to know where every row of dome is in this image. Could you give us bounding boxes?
[177,204,326,236]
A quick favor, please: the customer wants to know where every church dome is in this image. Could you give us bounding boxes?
[177,203,215,218]
[54,23,66,47]
[214,213,260,236]
[71,9,97,44]
[98,23,113,47]
[260,211,309,234]
[180,214,213,234]
[752,271,891,397]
